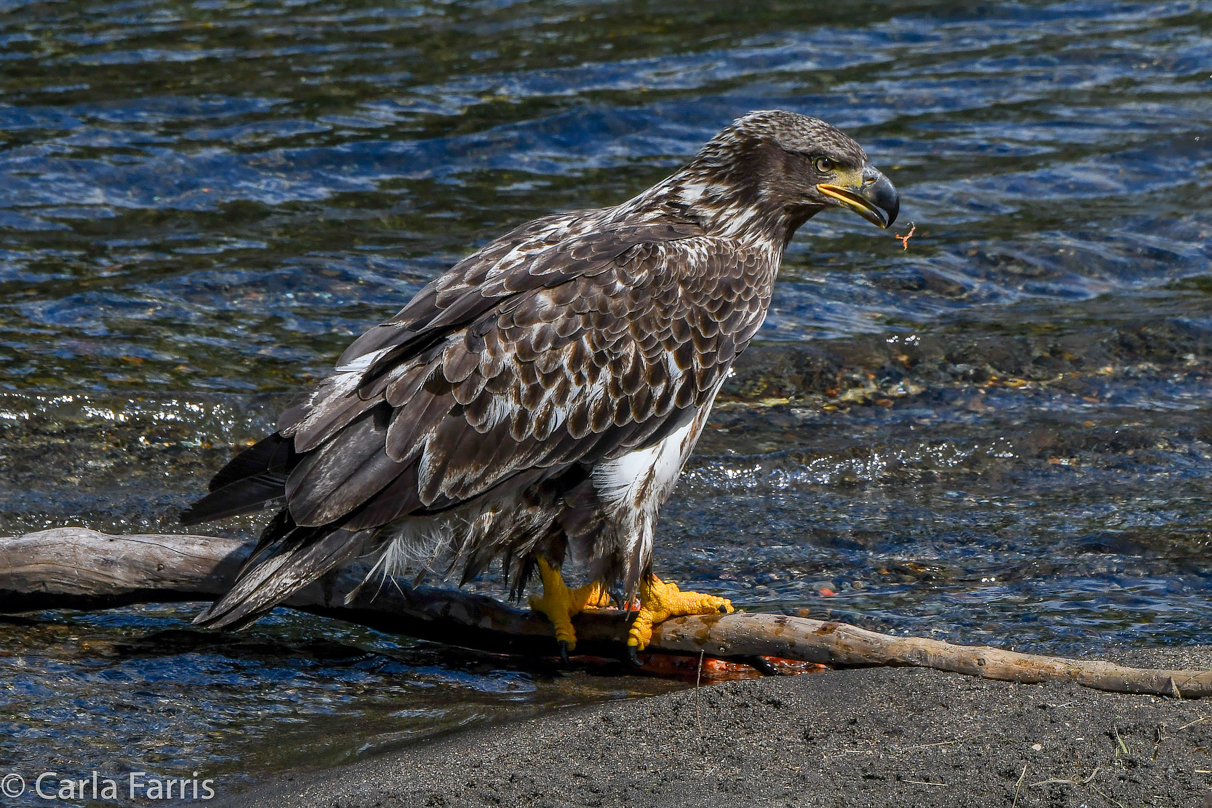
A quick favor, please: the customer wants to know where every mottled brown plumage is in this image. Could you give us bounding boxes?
[182,110,899,629]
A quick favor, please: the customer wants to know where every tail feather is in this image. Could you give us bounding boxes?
[179,473,287,525]
[180,432,298,525]
[185,430,367,629]
[194,514,365,630]
[209,432,296,492]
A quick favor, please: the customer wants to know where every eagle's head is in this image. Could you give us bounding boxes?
[678,109,900,241]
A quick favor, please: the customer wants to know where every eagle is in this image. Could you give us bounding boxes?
[181,110,899,657]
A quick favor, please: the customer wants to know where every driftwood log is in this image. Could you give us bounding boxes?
[2,528,1210,698]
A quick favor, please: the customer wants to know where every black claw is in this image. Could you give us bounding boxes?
[718,604,729,613]
[627,645,643,669]
[744,655,781,676]
[558,641,571,666]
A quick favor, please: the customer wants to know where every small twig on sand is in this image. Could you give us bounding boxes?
[1113,724,1130,756]
[695,649,706,759]
[899,740,958,752]
[1012,764,1027,808]
[1089,786,1128,808]
[1030,766,1102,788]
[895,222,916,250]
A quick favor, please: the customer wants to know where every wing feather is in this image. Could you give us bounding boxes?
[285,403,413,527]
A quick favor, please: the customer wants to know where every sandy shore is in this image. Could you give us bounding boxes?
[219,647,1212,808]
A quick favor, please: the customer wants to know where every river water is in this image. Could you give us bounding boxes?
[1,0,1209,801]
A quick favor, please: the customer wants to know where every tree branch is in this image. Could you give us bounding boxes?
[2,528,1209,698]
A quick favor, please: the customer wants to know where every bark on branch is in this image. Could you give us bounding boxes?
[2,528,1209,698]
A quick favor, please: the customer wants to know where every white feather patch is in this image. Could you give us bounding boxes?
[592,417,695,510]
[334,346,390,374]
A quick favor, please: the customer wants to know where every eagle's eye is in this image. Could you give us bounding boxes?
[813,156,834,173]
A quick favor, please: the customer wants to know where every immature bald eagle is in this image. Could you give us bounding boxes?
[182,110,899,654]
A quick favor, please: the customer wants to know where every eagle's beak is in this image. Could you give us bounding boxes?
[817,165,900,229]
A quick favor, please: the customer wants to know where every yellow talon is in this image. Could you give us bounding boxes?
[627,575,733,651]
[528,558,612,652]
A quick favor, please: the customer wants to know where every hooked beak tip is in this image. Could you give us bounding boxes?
[817,172,899,229]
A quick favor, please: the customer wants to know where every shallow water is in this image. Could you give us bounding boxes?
[1,0,1210,802]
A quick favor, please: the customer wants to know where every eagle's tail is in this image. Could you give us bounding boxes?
[179,432,298,525]
[193,509,365,630]
[182,432,365,629]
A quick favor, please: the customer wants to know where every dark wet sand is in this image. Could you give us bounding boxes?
[219,647,1212,808]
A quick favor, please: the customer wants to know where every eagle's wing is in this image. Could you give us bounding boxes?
[186,217,773,627]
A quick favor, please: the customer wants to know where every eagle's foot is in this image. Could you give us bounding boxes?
[529,558,612,653]
[627,576,733,651]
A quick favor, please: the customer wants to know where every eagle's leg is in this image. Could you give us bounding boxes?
[528,558,612,658]
[627,575,733,652]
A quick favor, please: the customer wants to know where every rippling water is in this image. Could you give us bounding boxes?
[1,0,1210,801]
